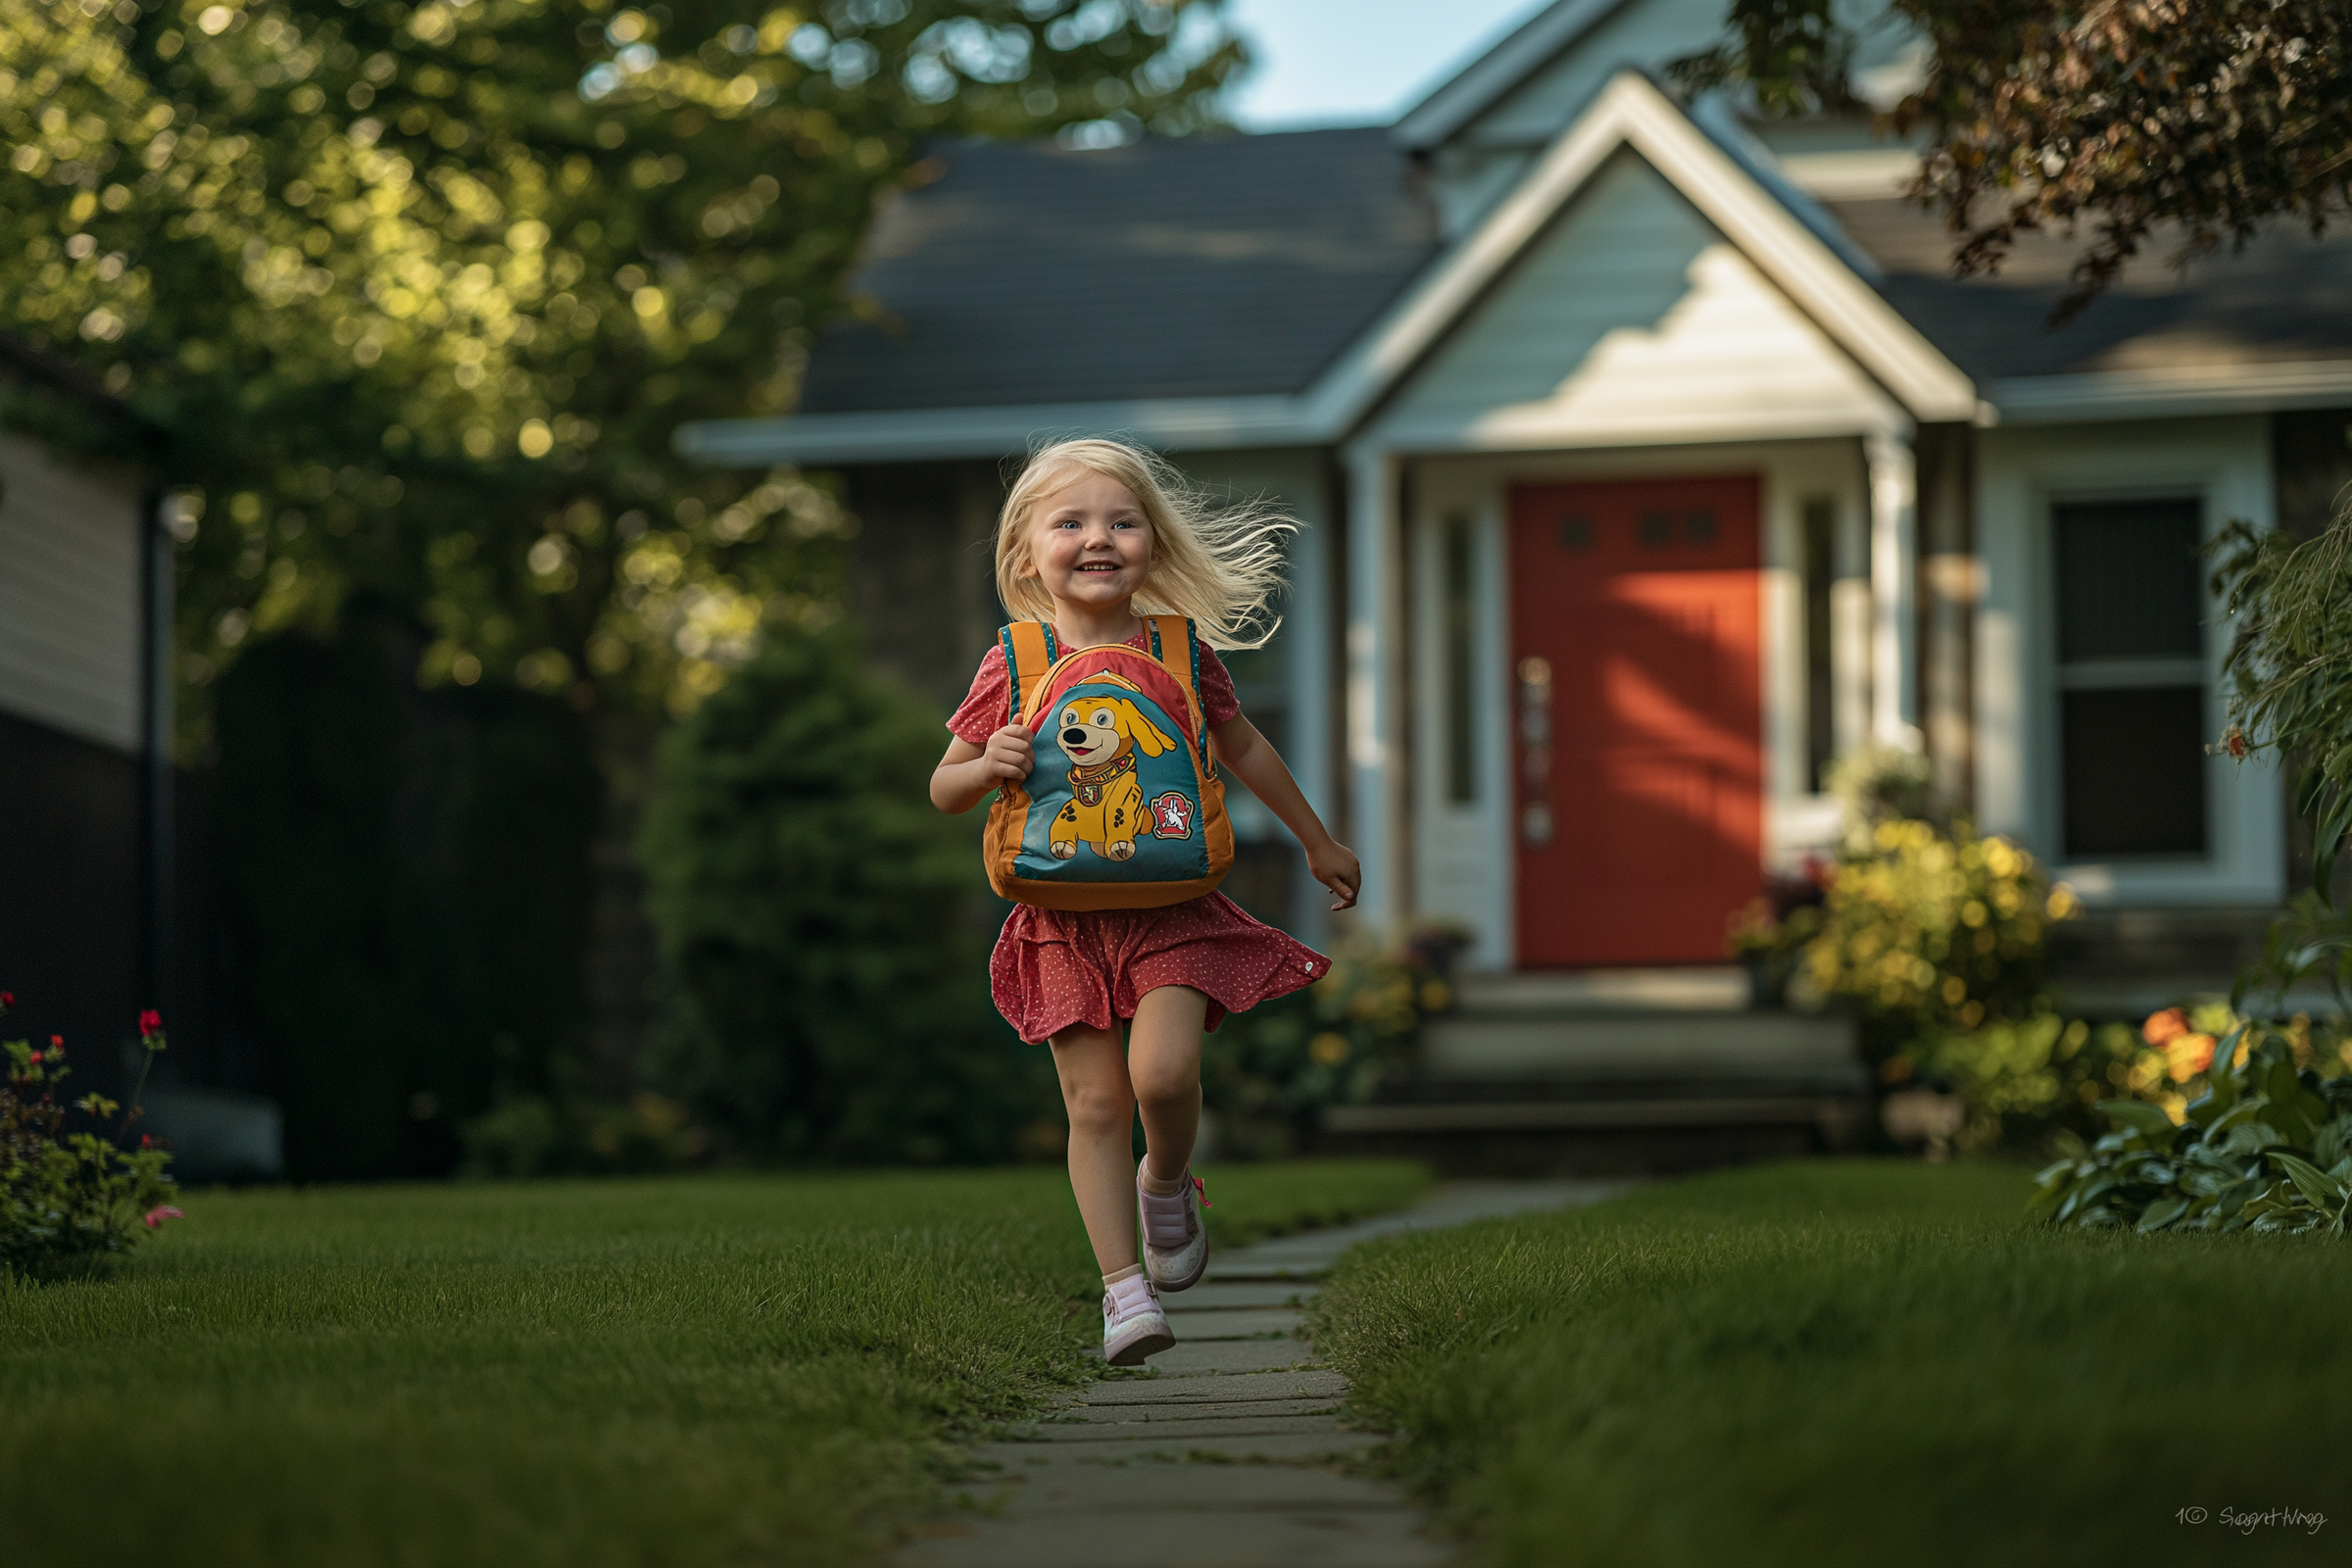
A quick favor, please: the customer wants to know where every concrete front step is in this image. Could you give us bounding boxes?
[1319,980,1868,1170]
[1452,965,1751,1012]
[1326,1094,1863,1135]
[1421,1004,1862,1089]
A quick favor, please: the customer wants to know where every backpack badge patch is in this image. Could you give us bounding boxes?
[1149,791,1196,840]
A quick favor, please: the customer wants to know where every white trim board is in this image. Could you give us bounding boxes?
[674,395,1315,466]
[1987,361,2352,425]
[678,72,1979,468]
[1390,0,1636,152]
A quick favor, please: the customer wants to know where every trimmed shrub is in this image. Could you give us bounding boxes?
[637,631,1052,1163]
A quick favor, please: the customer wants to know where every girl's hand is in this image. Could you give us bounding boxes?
[982,723,1035,784]
[1307,839,1361,911]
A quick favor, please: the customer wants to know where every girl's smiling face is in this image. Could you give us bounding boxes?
[1025,467,1152,611]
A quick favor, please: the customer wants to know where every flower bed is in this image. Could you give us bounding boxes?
[2,995,177,1279]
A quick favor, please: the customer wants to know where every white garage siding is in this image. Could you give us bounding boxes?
[0,427,147,755]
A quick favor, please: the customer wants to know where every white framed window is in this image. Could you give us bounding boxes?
[1975,416,2283,907]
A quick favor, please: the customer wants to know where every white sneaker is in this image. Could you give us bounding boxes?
[1102,1275,1174,1367]
[1138,1168,1210,1293]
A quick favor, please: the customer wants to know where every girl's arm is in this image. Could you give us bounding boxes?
[1210,715,1361,910]
[932,726,1034,813]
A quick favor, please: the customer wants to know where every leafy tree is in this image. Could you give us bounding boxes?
[637,630,1052,1163]
[0,0,1245,739]
[1675,2,2351,317]
[2211,506,2352,1010]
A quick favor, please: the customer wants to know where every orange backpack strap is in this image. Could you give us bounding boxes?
[1001,621,1057,726]
[1145,615,1210,755]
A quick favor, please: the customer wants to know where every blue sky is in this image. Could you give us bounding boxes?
[1222,0,1557,130]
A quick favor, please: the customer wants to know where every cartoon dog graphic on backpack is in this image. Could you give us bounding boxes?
[1049,676,1175,862]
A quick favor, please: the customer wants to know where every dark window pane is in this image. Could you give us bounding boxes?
[2061,686,2207,857]
[1801,496,1836,791]
[1443,516,1476,804]
[2055,498,2202,662]
[1637,511,1671,549]
[1556,514,1592,551]
[1685,509,1717,545]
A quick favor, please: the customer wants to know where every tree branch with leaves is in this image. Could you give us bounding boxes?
[1,0,1246,741]
[1675,1,2352,319]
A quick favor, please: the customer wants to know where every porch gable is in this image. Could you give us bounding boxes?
[1373,146,1906,453]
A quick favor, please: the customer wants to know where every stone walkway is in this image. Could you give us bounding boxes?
[895,1180,1628,1568]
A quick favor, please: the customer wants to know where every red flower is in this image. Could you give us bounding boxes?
[139,1134,154,1149]
[138,1008,163,1036]
[27,1052,40,1065]
[142,1205,184,1230]
[48,1034,62,1048]
[2225,725,2250,760]
[0,991,13,1007]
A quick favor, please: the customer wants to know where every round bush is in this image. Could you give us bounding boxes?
[638,631,1051,1163]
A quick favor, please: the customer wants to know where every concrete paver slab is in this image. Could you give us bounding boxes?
[1025,1412,1349,1444]
[1161,1306,1303,1340]
[1140,1339,1315,1376]
[1200,1259,1327,1281]
[970,1430,1387,1467]
[946,1458,1401,1513]
[1161,1281,1318,1309]
[897,1504,1449,1568]
[1078,1370,1349,1405]
[1054,1397,1342,1425]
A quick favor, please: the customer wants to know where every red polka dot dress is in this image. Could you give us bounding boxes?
[949,628,1332,1044]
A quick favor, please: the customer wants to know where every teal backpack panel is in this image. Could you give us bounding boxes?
[1013,675,1211,885]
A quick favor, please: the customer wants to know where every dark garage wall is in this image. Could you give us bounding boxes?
[0,708,144,1102]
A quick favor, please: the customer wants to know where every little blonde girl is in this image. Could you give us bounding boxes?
[931,438,1360,1365]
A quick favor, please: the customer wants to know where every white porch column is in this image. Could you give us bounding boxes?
[1283,499,1335,949]
[1866,430,1922,749]
[1345,446,1405,937]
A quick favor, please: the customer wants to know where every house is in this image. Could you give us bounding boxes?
[0,335,279,1178]
[0,334,169,1099]
[678,0,2352,1161]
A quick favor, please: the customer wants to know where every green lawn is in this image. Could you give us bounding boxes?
[1311,1160,2348,1568]
[0,1159,1427,1568]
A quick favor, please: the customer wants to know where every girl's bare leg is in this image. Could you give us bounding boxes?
[1050,1024,1139,1274]
[1129,985,1208,1187]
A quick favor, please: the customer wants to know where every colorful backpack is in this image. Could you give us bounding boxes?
[983,615,1235,909]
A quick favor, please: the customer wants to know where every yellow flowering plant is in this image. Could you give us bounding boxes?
[1737,816,2078,1049]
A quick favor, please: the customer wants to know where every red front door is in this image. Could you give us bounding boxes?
[1508,476,1763,967]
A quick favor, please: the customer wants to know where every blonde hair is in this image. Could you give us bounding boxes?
[993,438,1296,651]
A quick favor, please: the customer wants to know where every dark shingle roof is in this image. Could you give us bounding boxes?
[1829,198,2352,382]
[796,129,1441,414]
